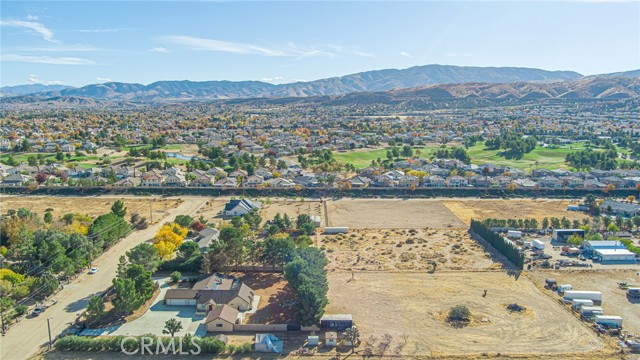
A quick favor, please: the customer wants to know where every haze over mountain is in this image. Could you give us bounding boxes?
[2,65,585,102]
[0,84,75,98]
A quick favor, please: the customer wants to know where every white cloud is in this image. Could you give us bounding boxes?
[164,36,336,58]
[0,54,95,65]
[27,74,64,85]
[165,35,288,56]
[73,28,134,33]
[150,47,169,53]
[96,77,112,82]
[400,51,414,58]
[0,18,58,43]
[352,50,374,58]
[260,76,284,82]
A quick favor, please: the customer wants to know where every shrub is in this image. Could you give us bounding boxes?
[170,271,182,283]
[448,305,471,322]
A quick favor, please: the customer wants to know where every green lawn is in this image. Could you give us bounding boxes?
[333,143,590,171]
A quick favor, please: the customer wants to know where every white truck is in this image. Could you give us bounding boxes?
[563,290,603,303]
[507,230,522,239]
[558,284,573,293]
[595,315,623,328]
[571,299,594,309]
[532,239,545,251]
[580,306,604,317]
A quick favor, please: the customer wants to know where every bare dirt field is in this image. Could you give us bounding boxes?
[326,271,603,357]
[260,199,324,226]
[528,270,640,333]
[327,199,466,229]
[322,228,504,271]
[233,272,296,324]
[191,197,228,224]
[0,195,183,223]
[442,199,588,225]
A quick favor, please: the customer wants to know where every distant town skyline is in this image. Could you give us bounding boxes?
[1,1,639,87]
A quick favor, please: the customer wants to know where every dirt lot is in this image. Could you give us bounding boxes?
[322,228,504,271]
[326,271,603,356]
[191,197,228,224]
[260,199,324,226]
[234,272,297,324]
[0,195,183,223]
[327,199,466,229]
[528,270,640,333]
[442,199,588,225]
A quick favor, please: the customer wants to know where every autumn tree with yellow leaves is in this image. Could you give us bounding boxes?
[153,223,188,258]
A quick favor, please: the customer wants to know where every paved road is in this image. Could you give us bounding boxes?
[0,196,208,360]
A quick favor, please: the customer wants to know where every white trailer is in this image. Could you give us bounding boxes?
[563,290,603,303]
[571,299,594,309]
[324,227,349,234]
[532,239,545,250]
[595,315,623,328]
[507,230,522,239]
[580,306,604,317]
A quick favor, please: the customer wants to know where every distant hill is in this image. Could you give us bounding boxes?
[220,77,640,107]
[11,65,583,102]
[590,69,640,79]
[0,84,75,97]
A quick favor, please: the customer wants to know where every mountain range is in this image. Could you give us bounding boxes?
[1,65,638,104]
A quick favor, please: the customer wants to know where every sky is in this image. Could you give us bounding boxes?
[1,1,639,87]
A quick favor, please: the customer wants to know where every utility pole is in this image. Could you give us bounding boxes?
[149,201,153,224]
[47,317,53,350]
[0,301,6,335]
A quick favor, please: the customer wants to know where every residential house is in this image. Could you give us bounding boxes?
[165,173,187,187]
[213,177,237,188]
[223,199,261,216]
[141,170,165,187]
[425,175,445,187]
[243,175,264,187]
[446,175,468,188]
[196,228,220,251]
[164,274,255,312]
[601,199,640,217]
[398,174,419,188]
[1,173,30,186]
[540,176,562,188]
[113,177,141,187]
[265,178,295,188]
[348,176,370,188]
[205,305,239,333]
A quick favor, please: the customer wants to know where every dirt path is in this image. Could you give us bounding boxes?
[0,196,208,360]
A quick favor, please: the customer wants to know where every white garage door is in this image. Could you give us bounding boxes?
[166,299,196,306]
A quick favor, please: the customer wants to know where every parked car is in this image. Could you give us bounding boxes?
[31,306,45,317]
[89,267,99,274]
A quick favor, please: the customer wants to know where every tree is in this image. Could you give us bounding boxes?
[260,236,294,267]
[89,213,131,249]
[86,295,105,322]
[35,172,48,184]
[343,326,360,353]
[126,264,155,299]
[178,241,200,259]
[111,200,127,218]
[163,318,183,338]
[448,305,471,322]
[43,211,53,224]
[174,215,194,229]
[112,277,143,315]
[126,243,161,273]
[170,271,182,283]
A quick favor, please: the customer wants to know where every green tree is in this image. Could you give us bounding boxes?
[43,211,53,224]
[170,271,182,283]
[260,236,294,267]
[177,241,200,259]
[126,243,161,273]
[125,264,155,300]
[112,277,144,315]
[86,295,105,322]
[111,200,127,218]
[163,318,183,338]
[89,213,131,249]
[174,215,195,228]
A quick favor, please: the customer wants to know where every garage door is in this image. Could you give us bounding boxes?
[166,299,196,306]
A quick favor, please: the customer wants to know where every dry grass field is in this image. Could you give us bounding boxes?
[234,272,297,324]
[260,199,324,226]
[326,271,604,356]
[322,228,504,271]
[442,199,588,225]
[0,195,183,223]
[528,270,640,333]
[327,199,466,229]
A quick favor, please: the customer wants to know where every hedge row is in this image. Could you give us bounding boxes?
[4,185,638,199]
[54,335,227,354]
[470,220,525,269]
